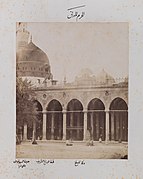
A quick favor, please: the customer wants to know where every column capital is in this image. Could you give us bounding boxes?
[83,108,88,113]
[62,109,67,114]
[42,110,47,114]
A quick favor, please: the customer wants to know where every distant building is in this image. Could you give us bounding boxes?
[16,23,128,143]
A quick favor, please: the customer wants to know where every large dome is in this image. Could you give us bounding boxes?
[17,42,49,64]
[16,41,52,79]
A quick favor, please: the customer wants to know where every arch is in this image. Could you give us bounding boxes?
[87,98,106,141]
[46,99,63,140]
[67,99,83,111]
[88,98,105,110]
[109,97,128,142]
[45,96,64,110]
[109,97,128,110]
[47,99,63,111]
[66,99,84,141]
[33,97,44,110]
[34,100,43,111]
[27,100,43,140]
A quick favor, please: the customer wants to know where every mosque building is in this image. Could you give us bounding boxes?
[16,23,128,143]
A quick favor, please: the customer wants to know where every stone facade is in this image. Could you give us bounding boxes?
[26,81,128,142]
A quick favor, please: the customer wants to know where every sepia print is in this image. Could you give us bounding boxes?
[16,22,128,159]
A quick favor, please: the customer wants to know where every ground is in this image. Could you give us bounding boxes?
[16,141,128,159]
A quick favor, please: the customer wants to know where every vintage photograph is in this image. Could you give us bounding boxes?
[16,22,128,159]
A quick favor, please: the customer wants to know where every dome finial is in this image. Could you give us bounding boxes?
[17,22,27,32]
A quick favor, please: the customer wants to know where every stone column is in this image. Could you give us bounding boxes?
[23,123,27,141]
[77,112,80,139]
[32,120,36,142]
[116,112,120,141]
[51,112,55,140]
[42,111,47,140]
[70,112,73,140]
[111,111,115,141]
[119,112,122,143]
[95,112,99,140]
[62,110,66,140]
[105,111,110,143]
[83,110,87,141]
[91,112,94,140]
[59,114,62,139]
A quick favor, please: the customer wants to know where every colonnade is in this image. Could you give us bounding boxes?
[22,97,128,142]
[23,109,128,142]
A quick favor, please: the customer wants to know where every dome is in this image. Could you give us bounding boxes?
[16,23,53,81]
[17,42,49,64]
[95,69,115,85]
[16,42,52,79]
[74,68,96,86]
[78,68,93,77]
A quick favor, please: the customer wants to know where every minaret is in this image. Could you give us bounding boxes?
[16,22,30,50]
[63,66,67,84]
[64,75,67,84]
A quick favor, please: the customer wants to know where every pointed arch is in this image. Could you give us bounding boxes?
[109,97,128,110]
[109,97,128,142]
[66,99,84,141]
[67,99,83,111]
[27,100,43,140]
[87,98,106,141]
[46,99,63,140]
[47,99,63,111]
[88,98,105,110]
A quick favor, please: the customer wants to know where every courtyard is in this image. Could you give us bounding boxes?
[16,141,128,159]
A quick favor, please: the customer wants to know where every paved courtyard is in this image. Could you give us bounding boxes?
[16,141,128,159]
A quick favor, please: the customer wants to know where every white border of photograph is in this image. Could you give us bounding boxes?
[0,0,143,178]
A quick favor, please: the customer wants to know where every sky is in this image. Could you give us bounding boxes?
[27,22,128,83]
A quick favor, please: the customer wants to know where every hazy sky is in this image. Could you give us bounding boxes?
[27,22,128,82]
